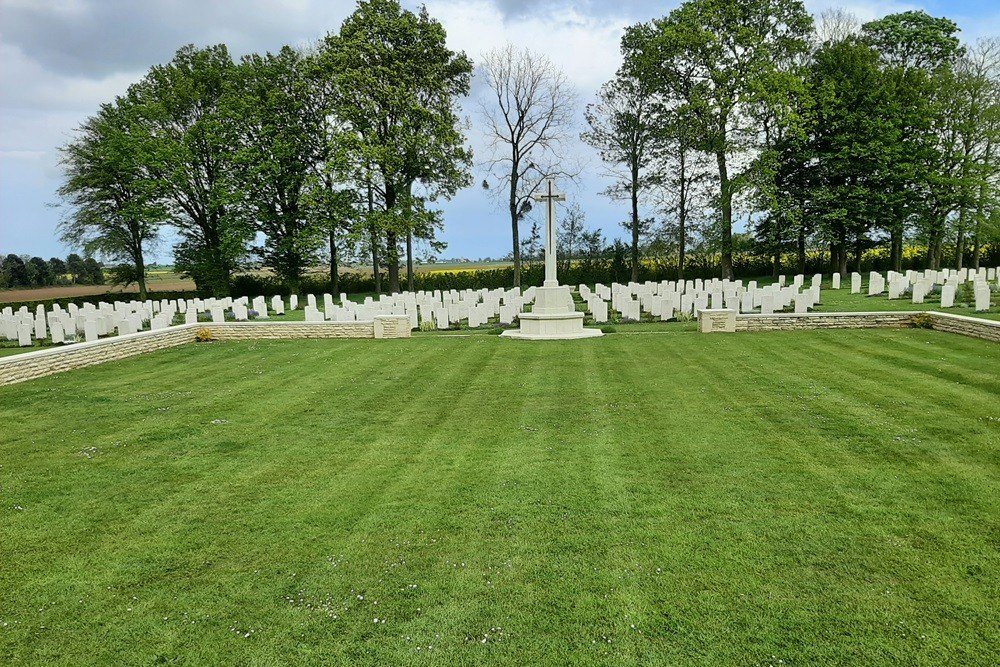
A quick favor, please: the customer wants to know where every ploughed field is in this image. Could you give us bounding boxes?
[1,330,998,665]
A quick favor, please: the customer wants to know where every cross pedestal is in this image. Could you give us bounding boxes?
[501,178,602,341]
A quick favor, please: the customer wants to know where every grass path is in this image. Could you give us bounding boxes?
[1,330,998,665]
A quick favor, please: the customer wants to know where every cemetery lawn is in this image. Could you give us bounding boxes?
[1,330,998,666]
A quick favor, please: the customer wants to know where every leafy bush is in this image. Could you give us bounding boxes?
[195,328,215,342]
[674,311,693,323]
[600,325,617,334]
[910,313,935,329]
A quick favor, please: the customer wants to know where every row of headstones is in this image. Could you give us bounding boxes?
[1,300,164,347]
[580,278,823,323]
[2,287,549,347]
[860,267,998,311]
[301,288,537,329]
[1,294,297,347]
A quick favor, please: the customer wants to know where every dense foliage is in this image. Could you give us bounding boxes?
[51,1,1000,297]
[0,253,104,289]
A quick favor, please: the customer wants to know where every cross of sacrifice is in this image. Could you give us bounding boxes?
[531,178,566,287]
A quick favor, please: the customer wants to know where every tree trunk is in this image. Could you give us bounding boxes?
[403,180,415,292]
[972,182,986,269]
[367,178,381,294]
[135,251,147,301]
[369,226,381,294]
[837,226,848,275]
[329,229,339,295]
[204,213,230,298]
[510,169,521,288]
[630,162,640,283]
[406,230,414,292]
[772,251,780,280]
[854,233,864,273]
[926,219,939,270]
[796,226,806,275]
[890,226,902,272]
[386,231,400,294]
[955,206,966,270]
[678,149,687,281]
[716,149,733,280]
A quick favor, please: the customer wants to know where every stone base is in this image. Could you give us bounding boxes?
[501,285,603,340]
[501,310,603,341]
[530,285,576,314]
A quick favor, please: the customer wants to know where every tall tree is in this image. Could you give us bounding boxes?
[582,69,658,282]
[479,44,577,287]
[630,0,813,279]
[958,37,1000,270]
[862,11,964,270]
[319,0,473,294]
[134,44,251,296]
[223,47,327,292]
[47,257,67,279]
[25,257,53,286]
[1,255,28,288]
[557,202,586,272]
[806,37,894,275]
[58,97,166,300]
[953,39,1000,269]
[66,253,86,284]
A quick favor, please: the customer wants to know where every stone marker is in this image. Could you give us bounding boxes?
[501,178,601,340]
[18,321,32,347]
[940,284,955,308]
[975,286,991,312]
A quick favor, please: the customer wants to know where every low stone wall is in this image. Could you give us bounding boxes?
[206,321,376,340]
[696,309,999,343]
[0,327,193,386]
[0,316,410,387]
[926,311,1000,342]
[735,311,917,332]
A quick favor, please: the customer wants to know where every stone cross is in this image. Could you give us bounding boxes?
[531,177,566,287]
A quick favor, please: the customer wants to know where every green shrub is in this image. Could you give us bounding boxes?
[600,325,617,334]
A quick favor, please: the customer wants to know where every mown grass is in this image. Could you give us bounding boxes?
[1,330,998,665]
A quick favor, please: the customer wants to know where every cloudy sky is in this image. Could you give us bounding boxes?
[2,0,998,263]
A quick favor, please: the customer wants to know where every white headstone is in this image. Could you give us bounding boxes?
[940,284,955,308]
[18,321,32,347]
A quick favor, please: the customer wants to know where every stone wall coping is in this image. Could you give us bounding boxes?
[925,311,1000,328]
[0,318,404,369]
[737,311,922,319]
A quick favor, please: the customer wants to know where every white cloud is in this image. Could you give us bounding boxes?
[803,0,919,23]
[427,0,631,90]
[1,0,998,260]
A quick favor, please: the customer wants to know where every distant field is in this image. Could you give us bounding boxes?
[0,270,195,303]
[0,264,518,304]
